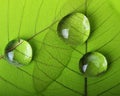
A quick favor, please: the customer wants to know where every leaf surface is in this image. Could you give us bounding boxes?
[0,0,120,96]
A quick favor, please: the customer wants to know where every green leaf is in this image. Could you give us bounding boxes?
[110,0,120,14]
[0,0,120,96]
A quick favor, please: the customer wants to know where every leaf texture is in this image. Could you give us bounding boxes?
[0,0,120,96]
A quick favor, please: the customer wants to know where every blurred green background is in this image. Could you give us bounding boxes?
[110,0,120,14]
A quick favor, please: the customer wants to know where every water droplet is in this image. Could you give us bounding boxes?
[79,52,108,77]
[5,39,32,66]
[57,12,90,47]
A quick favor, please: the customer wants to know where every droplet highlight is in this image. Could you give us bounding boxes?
[57,12,90,47]
[5,39,32,66]
[79,52,108,77]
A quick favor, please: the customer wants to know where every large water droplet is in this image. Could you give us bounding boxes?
[57,12,90,47]
[79,52,108,77]
[5,39,32,66]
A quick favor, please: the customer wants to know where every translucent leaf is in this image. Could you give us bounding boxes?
[0,0,120,96]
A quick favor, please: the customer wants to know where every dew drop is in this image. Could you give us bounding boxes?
[57,12,90,47]
[5,39,32,66]
[79,52,108,77]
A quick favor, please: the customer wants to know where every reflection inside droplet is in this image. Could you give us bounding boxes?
[83,16,90,30]
[61,29,69,39]
[82,64,88,72]
[7,51,14,61]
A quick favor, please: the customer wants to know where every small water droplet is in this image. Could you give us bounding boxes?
[79,52,108,77]
[5,39,32,66]
[57,12,90,47]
